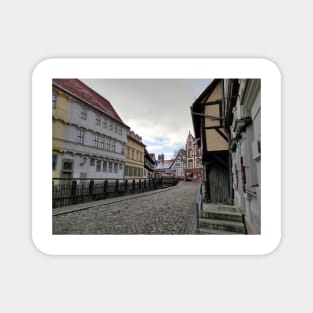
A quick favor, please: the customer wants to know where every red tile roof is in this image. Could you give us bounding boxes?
[53,79,128,127]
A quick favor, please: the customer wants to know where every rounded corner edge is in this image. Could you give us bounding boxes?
[31,233,55,257]
[258,57,282,80]
[260,232,282,256]
[32,58,57,80]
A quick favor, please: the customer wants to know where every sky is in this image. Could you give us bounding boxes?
[81,79,211,159]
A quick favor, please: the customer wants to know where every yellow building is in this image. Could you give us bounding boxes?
[52,86,71,178]
[125,131,145,180]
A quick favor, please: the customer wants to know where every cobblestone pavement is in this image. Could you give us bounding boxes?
[53,181,199,234]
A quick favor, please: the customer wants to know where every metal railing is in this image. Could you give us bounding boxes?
[52,177,179,208]
[195,182,203,234]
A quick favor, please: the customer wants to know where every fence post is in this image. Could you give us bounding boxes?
[139,179,141,191]
[115,179,119,195]
[71,180,77,205]
[89,180,94,200]
[149,179,151,189]
[144,179,147,190]
[125,179,128,194]
[103,180,108,198]
[132,179,135,193]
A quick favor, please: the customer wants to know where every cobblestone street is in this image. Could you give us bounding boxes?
[53,181,199,234]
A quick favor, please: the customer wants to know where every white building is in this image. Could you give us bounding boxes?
[226,79,261,234]
[53,79,129,181]
[170,149,186,179]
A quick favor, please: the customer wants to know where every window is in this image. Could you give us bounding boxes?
[106,139,110,150]
[52,154,57,171]
[80,172,87,179]
[114,163,118,173]
[188,160,193,168]
[103,118,107,128]
[114,124,118,133]
[52,94,57,109]
[99,136,105,149]
[109,121,113,131]
[96,115,101,126]
[63,160,73,170]
[108,162,113,173]
[124,165,128,176]
[90,158,95,166]
[93,134,99,147]
[103,161,107,172]
[119,127,122,135]
[188,149,192,157]
[121,145,125,155]
[78,129,85,144]
[81,106,87,120]
[131,149,134,159]
[96,160,101,172]
[119,163,123,171]
[111,140,116,152]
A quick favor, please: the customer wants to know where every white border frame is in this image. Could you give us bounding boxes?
[32,58,281,255]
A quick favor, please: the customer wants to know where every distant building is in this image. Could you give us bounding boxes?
[125,130,145,180]
[52,79,129,180]
[185,132,203,181]
[170,149,186,179]
[154,153,175,177]
[144,149,156,179]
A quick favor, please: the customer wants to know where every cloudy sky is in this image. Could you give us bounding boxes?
[82,79,211,159]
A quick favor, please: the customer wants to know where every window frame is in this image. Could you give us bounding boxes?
[96,160,101,172]
[96,115,101,126]
[93,134,99,147]
[78,128,85,144]
[81,106,87,120]
[52,94,57,109]
[52,153,57,171]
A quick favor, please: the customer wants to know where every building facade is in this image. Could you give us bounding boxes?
[124,130,145,180]
[154,154,175,177]
[52,79,129,181]
[225,79,261,234]
[144,149,156,179]
[191,78,261,234]
[185,132,203,181]
[170,149,186,179]
[191,79,231,202]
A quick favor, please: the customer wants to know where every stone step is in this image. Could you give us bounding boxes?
[200,210,244,222]
[199,218,246,234]
[199,228,244,235]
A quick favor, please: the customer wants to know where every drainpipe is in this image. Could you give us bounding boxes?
[223,79,234,205]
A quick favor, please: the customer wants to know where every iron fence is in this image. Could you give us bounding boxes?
[52,177,179,208]
[195,182,203,233]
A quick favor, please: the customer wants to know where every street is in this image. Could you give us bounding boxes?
[53,181,199,234]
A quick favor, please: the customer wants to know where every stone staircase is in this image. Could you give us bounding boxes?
[199,203,247,235]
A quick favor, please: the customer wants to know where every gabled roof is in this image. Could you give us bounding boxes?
[149,153,156,162]
[191,79,221,140]
[53,79,129,128]
[155,159,174,170]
